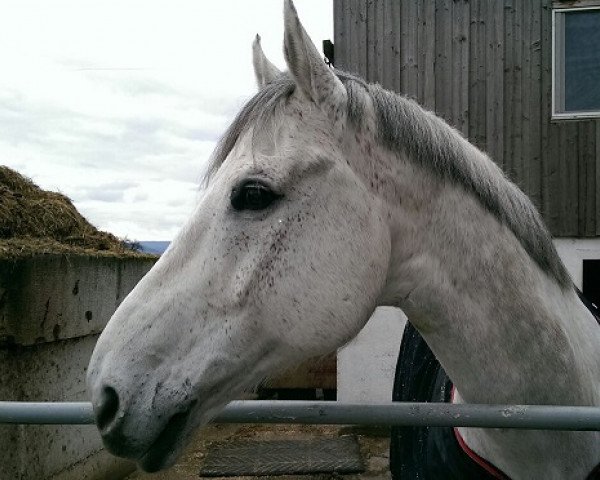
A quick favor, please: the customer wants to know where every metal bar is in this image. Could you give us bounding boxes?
[0,402,95,425]
[1,400,600,430]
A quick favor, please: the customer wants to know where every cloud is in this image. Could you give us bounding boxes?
[83,189,126,203]
[74,180,138,203]
[77,179,200,240]
[0,0,333,240]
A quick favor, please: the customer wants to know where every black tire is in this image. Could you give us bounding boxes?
[390,321,500,479]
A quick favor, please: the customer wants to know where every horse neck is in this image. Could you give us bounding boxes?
[367,142,600,407]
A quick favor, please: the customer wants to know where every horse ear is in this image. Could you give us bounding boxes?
[283,0,346,120]
[252,34,282,89]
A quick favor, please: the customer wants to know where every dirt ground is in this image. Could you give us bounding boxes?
[126,424,391,480]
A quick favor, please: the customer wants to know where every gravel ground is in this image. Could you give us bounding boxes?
[126,424,391,480]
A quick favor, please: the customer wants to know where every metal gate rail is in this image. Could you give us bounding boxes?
[1,401,600,431]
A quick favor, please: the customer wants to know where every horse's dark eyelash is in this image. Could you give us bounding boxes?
[234,177,280,194]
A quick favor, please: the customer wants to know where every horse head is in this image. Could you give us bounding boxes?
[87,1,390,471]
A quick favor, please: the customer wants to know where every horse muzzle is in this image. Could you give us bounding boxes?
[90,379,198,472]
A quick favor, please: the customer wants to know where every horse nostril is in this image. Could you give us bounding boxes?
[96,386,120,431]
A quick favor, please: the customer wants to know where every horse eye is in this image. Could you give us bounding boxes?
[231,180,281,211]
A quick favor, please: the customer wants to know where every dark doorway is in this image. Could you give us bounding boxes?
[583,259,600,308]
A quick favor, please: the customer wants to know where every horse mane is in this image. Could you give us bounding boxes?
[204,71,572,289]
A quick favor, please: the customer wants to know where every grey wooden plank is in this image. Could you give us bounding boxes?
[577,122,587,235]
[569,124,580,236]
[557,127,569,234]
[485,0,504,166]
[392,0,402,93]
[452,0,470,136]
[333,0,346,70]
[468,0,486,152]
[406,0,419,99]
[569,123,581,236]
[586,121,596,236]
[352,0,368,77]
[552,0,600,7]
[503,0,515,175]
[461,1,470,137]
[597,121,600,236]
[335,0,352,73]
[540,0,555,232]
[561,123,579,235]
[521,0,532,194]
[422,0,436,110]
[578,121,597,236]
[375,0,387,84]
[367,0,377,83]
[512,0,523,184]
[399,0,409,94]
[398,0,406,92]
[435,0,453,123]
[528,0,543,208]
[451,1,460,130]
[376,0,385,84]
[380,0,397,91]
[547,122,562,234]
[589,122,598,236]
[416,0,425,104]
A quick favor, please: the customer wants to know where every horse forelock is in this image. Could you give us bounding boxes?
[203,69,571,289]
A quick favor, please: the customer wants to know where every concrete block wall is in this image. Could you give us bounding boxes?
[0,254,156,480]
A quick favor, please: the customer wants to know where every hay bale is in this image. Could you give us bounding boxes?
[0,166,148,258]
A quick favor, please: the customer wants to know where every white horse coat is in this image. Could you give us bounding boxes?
[87,2,600,478]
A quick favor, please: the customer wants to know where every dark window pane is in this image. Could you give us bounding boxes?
[565,10,600,112]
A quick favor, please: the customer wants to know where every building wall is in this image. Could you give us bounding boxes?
[555,237,600,287]
[333,0,600,237]
[337,307,406,404]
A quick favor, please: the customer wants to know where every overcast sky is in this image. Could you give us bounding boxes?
[0,0,333,240]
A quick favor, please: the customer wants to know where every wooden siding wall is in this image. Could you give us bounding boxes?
[333,0,600,237]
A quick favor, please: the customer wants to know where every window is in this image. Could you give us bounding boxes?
[552,7,600,119]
